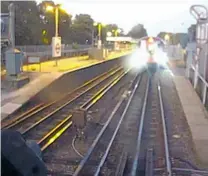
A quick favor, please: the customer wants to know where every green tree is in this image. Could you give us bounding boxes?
[102,24,118,41]
[176,33,189,48]
[1,1,123,45]
[157,32,188,47]
[157,32,169,40]
[38,0,72,44]
[70,14,94,44]
[128,24,147,39]
[1,1,42,45]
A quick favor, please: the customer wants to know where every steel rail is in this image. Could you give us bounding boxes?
[2,66,121,129]
[80,69,130,110]
[130,77,150,176]
[73,72,140,176]
[154,167,208,174]
[35,69,132,152]
[20,68,124,135]
[130,77,172,176]
[94,75,142,176]
[158,81,172,176]
[1,103,44,129]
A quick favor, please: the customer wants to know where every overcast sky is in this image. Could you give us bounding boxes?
[37,0,208,36]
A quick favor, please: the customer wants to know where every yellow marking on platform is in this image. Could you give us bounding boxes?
[11,50,132,73]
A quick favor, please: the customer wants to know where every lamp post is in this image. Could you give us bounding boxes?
[46,4,61,37]
[93,22,105,49]
[55,6,59,37]
[112,28,121,37]
[46,4,63,66]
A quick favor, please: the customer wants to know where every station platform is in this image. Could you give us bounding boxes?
[1,50,131,119]
[1,72,63,119]
[169,65,208,166]
[22,50,131,73]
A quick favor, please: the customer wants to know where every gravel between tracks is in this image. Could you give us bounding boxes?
[44,68,201,175]
[138,73,166,175]
[159,70,200,170]
[43,70,139,175]
[99,73,148,176]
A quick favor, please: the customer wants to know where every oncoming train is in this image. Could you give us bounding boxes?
[135,36,168,74]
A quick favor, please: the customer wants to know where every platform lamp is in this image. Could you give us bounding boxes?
[93,22,106,49]
[46,4,65,66]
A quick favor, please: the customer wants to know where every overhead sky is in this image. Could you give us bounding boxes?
[37,0,208,36]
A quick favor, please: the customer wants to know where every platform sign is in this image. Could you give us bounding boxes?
[0,13,10,42]
[52,37,61,57]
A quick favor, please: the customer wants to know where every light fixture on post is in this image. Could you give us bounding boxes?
[46,4,65,66]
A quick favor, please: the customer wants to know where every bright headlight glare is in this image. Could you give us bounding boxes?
[153,49,168,65]
[128,49,148,69]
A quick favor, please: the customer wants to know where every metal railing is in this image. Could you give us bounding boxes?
[23,48,91,63]
[16,45,91,60]
[1,44,92,66]
[188,65,208,105]
[187,5,208,106]
[15,44,91,53]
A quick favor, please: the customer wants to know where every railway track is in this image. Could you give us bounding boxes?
[43,69,141,175]
[4,68,207,176]
[72,72,175,176]
[38,68,131,152]
[2,66,137,153]
[130,72,208,176]
[130,74,172,176]
[157,71,208,176]
[73,72,147,176]
[1,66,122,129]
[2,67,123,132]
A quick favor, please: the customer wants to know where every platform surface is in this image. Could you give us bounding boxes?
[22,50,131,73]
[1,72,63,119]
[173,74,208,165]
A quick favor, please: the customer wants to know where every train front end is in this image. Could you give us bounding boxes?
[146,37,168,74]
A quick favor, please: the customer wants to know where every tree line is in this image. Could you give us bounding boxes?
[157,24,196,49]
[1,1,148,46]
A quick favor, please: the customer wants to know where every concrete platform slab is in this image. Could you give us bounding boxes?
[1,102,22,114]
[186,113,208,125]
[174,76,208,165]
[191,125,208,140]
[1,72,63,119]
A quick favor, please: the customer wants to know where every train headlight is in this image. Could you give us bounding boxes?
[154,49,168,66]
[128,49,148,69]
